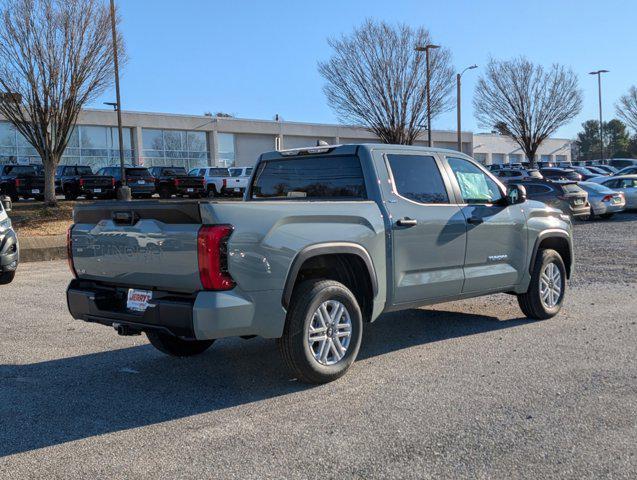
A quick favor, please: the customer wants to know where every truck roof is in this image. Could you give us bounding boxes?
[259,143,466,161]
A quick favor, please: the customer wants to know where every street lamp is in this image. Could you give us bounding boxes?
[456,64,478,152]
[103,101,118,111]
[109,0,130,200]
[589,69,609,162]
[415,44,439,147]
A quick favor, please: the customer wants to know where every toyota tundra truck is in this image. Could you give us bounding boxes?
[66,144,574,384]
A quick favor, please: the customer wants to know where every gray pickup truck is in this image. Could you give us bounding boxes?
[67,144,573,383]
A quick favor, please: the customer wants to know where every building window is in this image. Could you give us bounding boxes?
[217,133,235,167]
[473,153,487,164]
[555,155,567,163]
[492,153,505,165]
[541,155,552,163]
[0,121,41,164]
[508,154,523,164]
[142,128,209,169]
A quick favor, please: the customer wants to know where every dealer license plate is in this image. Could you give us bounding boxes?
[187,188,194,192]
[31,189,40,194]
[137,180,145,185]
[574,198,584,205]
[127,289,152,312]
[234,188,241,192]
[94,188,102,193]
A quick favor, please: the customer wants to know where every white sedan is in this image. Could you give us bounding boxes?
[587,175,637,209]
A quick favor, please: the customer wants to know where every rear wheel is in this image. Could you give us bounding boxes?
[146,331,215,357]
[64,190,78,201]
[207,185,217,198]
[159,187,171,199]
[277,279,363,384]
[517,248,566,320]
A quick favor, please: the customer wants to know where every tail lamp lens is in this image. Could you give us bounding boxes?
[197,225,235,290]
[67,225,77,278]
[15,179,21,187]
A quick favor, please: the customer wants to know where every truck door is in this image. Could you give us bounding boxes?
[443,156,527,293]
[379,152,467,305]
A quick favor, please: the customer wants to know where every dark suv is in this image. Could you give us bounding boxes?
[517,180,590,218]
[540,168,582,182]
[96,166,156,199]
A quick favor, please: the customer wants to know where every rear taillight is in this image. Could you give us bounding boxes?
[222,179,227,188]
[79,178,85,187]
[174,179,181,187]
[67,225,77,278]
[111,178,116,187]
[197,225,235,290]
[601,194,613,202]
[14,179,21,187]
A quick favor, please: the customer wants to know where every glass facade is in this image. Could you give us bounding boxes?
[217,133,235,167]
[142,128,208,170]
[0,121,134,170]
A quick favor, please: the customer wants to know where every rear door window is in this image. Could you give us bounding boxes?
[251,155,367,200]
[386,154,449,204]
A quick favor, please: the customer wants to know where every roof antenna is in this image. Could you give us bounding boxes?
[316,140,329,146]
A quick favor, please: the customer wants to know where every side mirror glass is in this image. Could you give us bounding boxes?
[1,195,12,213]
[507,184,527,205]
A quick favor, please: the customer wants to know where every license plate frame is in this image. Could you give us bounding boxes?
[126,289,153,312]
[186,188,194,192]
[94,188,102,193]
[31,188,40,194]
[137,180,146,185]
[234,188,241,192]
[574,198,584,206]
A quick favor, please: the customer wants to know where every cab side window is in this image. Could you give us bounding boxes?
[386,154,449,204]
[448,157,503,204]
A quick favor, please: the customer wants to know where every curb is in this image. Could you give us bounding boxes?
[19,234,67,263]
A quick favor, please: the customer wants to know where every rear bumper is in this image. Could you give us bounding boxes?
[175,186,206,196]
[591,201,625,215]
[221,186,245,196]
[566,204,591,218]
[0,228,19,271]
[66,279,274,340]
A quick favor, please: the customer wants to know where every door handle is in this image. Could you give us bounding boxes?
[396,217,418,227]
[467,216,483,225]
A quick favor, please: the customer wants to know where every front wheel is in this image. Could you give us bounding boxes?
[277,279,363,384]
[146,331,215,357]
[517,248,566,320]
[0,270,16,285]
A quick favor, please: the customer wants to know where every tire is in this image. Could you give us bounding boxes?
[517,248,566,320]
[146,331,215,357]
[64,191,78,201]
[0,270,16,285]
[277,279,363,384]
[159,188,171,199]
[599,213,614,220]
[207,185,217,198]
[586,211,596,221]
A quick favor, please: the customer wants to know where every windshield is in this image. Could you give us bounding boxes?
[229,168,242,177]
[3,165,36,176]
[126,168,152,178]
[76,166,93,175]
[163,168,187,176]
[560,183,585,194]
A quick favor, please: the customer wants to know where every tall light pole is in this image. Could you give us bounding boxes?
[415,44,439,147]
[456,64,477,152]
[109,0,130,200]
[589,69,609,162]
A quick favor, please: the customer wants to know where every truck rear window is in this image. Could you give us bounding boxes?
[251,155,367,200]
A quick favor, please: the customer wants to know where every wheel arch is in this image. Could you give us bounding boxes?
[282,243,379,321]
[530,230,573,279]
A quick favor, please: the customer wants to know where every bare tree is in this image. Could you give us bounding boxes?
[318,19,454,145]
[616,86,637,133]
[474,57,582,166]
[0,0,123,206]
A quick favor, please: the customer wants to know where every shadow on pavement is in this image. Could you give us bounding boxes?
[0,308,532,457]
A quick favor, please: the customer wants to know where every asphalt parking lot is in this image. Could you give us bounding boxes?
[1,213,636,479]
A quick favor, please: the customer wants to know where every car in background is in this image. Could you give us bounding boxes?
[494,168,543,183]
[572,166,603,181]
[148,166,206,199]
[516,179,590,218]
[577,181,625,220]
[0,164,45,202]
[615,165,637,176]
[0,196,18,285]
[585,166,612,176]
[96,166,156,199]
[608,159,637,170]
[55,165,115,200]
[188,167,229,197]
[540,167,582,182]
[588,175,637,209]
[225,167,253,196]
[593,165,619,175]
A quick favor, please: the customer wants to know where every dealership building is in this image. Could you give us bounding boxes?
[0,108,570,170]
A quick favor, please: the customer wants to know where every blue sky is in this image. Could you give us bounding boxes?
[91,0,637,139]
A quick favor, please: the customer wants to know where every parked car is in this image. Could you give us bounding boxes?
[608,159,637,170]
[494,168,543,183]
[540,167,582,182]
[225,167,253,195]
[584,166,612,176]
[66,144,575,384]
[0,164,45,202]
[593,165,619,175]
[577,181,625,220]
[572,166,603,181]
[517,179,590,218]
[148,166,206,199]
[588,175,637,209]
[55,165,115,200]
[188,167,229,197]
[615,165,637,176]
[96,166,156,199]
[0,196,18,284]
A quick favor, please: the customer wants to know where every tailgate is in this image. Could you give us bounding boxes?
[175,175,203,188]
[71,201,203,293]
[82,175,114,189]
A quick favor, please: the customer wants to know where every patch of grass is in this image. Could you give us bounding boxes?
[10,201,75,236]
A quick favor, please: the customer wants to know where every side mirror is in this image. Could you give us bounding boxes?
[507,184,527,205]
[1,195,11,213]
